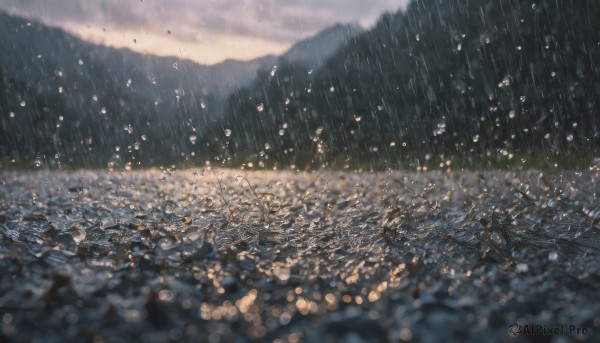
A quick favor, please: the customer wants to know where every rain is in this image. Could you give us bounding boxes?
[1,0,600,342]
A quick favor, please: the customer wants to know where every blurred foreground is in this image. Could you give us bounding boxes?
[1,169,599,342]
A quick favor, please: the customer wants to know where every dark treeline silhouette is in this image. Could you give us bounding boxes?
[207,0,600,169]
[1,1,599,169]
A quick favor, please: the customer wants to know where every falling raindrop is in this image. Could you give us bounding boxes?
[256,103,264,112]
[224,129,232,137]
[472,134,480,143]
[566,134,574,142]
[189,135,197,145]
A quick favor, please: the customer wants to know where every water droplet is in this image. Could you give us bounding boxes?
[9,112,15,118]
[189,135,197,145]
[520,96,526,103]
[141,134,147,141]
[508,110,516,119]
[472,134,480,143]
[516,263,529,272]
[20,101,26,107]
[390,142,396,147]
[100,107,107,114]
[270,65,277,77]
[566,134,574,142]
[284,98,290,105]
[354,115,362,122]
[224,129,232,137]
[264,143,271,150]
[256,103,264,112]
[172,61,178,70]
[548,251,558,261]
[200,100,207,109]
[126,79,132,87]
[58,86,63,93]
[115,146,121,152]
[329,86,335,92]
[152,77,158,86]
[92,95,98,102]
[279,129,284,136]
[316,127,323,135]
[78,59,84,65]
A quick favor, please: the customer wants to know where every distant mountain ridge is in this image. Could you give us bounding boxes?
[0,10,363,166]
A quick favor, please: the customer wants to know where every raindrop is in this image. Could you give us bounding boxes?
[126,79,132,87]
[508,110,516,119]
[172,61,178,70]
[224,129,232,137]
[270,65,277,77]
[548,251,558,261]
[200,100,207,109]
[9,112,14,118]
[316,127,323,135]
[256,103,264,112]
[189,135,197,145]
[141,134,147,141]
[472,134,480,143]
[279,129,284,136]
[354,115,362,122]
[100,107,107,114]
[20,101,26,107]
[516,263,529,272]
[284,98,290,105]
[329,86,335,92]
[78,59,83,65]
[265,143,271,150]
[519,96,526,103]
[389,142,396,147]
[566,134,574,142]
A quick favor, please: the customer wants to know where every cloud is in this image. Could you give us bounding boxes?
[0,0,410,63]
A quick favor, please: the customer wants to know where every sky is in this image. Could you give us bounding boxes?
[0,0,410,65]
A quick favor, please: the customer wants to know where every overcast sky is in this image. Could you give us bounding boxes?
[0,0,410,65]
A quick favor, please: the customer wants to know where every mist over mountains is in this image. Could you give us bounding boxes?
[209,0,600,169]
[0,11,361,167]
[2,0,600,170]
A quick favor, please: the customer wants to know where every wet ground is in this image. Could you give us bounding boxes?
[0,168,599,342]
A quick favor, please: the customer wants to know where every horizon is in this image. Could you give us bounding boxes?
[0,0,409,65]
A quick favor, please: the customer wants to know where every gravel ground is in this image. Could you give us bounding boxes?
[0,168,599,342]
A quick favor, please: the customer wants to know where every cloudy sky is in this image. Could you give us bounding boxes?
[0,0,410,65]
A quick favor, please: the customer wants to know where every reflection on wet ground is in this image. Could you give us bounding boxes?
[1,169,599,342]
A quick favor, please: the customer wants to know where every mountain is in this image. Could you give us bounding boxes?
[0,11,362,167]
[214,0,600,169]
[280,23,363,70]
